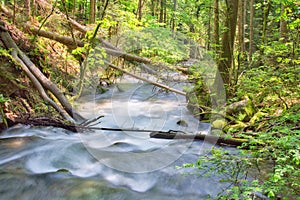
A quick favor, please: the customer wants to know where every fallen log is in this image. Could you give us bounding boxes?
[6,116,78,132]
[150,131,249,147]
[104,61,187,96]
[32,0,119,51]
[23,24,151,64]
[65,125,249,148]
[0,21,85,122]
[22,25,185,96]
[66,17,119,51]
[23,24,85,48]
[22,24,185,96]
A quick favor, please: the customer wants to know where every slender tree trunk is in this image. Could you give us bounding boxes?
[100,0,109,20]
[235,0,245,85]
[207,7,212,50]
[214,0,220,53]
[13,0,16,24]
[137,0,143,21]
[262,1,271,46]
[159,0,164,23]
[249,0,254,61]
[279,4,288,43]
[73,0,76,18]
[151,0,157,16]
[90,0,96,23]
[243,0,246,52]
[171,0,177,32]
[196,0,200,19]
[238,0,244,54]
[218,0,239,86]
[25,0,31,19]
[163,0,167,24]
[84,0,88,21]
[32,0,36,18]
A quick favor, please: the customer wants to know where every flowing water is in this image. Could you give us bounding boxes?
[0,77,233,200]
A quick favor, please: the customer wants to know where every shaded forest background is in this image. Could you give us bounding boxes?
[0,0,299,199]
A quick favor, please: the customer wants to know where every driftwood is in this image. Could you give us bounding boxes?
[104,61,186,96]
[63,125,249,148]
[9,116,78,132]
[0,21,84,122]
[150,131,248,147]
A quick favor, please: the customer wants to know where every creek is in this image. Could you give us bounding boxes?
[0,76,234,199]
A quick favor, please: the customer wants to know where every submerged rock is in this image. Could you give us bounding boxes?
[176,119,188,127]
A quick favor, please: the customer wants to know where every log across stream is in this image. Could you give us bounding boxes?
[0,78,243,199]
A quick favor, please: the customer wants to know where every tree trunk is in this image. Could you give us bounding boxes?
[207,7,212,50]
[151,0,157,16]
[137,0,143,21]
[238,0,245,54]
[100,0,109,20]
[249,0,254,61]
[235,0,244,84]
[279,4,288,43]
[73,0,76,18]
[213,0,220,53]
[163,0,167,24]
[159,0,164,23]
[13,0,16,24]
[23,24,153,65]
[262,1,271,46]
[171,0,177,32]
[90,0,96,23]
[150,131,248,147]
[25,0,31,19]
[104,61,186,96]
[218,0,239,86]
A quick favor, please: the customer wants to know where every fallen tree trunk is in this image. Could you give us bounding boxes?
[23,24,85,48]
[66,17,120,51]
[150,131,249,148]
[23,24,151,64]
[32,0,119,51]
[23,25,186,95]
[104,61,186,96]
[0,25,72,120]
[6,116,78,132]
[0,21,84,122]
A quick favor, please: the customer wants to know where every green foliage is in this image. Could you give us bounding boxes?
[236,62,299,112]
[0,94,9,103]
[178,148,262,199]
[179,104,300,199]
[122,27,190,64]
[248,104,300,198]
[0,94,9,127]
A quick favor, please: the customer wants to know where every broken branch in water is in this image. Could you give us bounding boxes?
[104,61,187,96]
[150,131,249,148]
[72,125,248,148]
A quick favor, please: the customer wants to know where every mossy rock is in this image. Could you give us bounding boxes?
[211,119,227,129]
